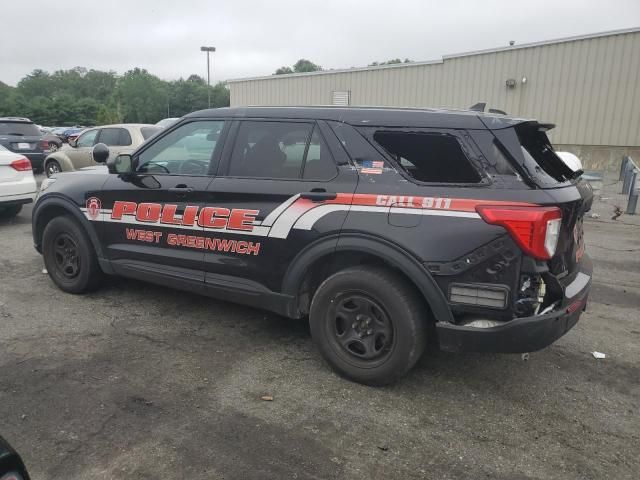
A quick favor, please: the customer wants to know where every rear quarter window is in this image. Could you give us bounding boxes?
[371,130,481,183]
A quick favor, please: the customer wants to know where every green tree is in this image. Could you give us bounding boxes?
[293,59,321,73]
[116,68,167,123]
[368,58,413,66]
[274,66,294,75]
[274,59,322,75]
[0,66,230,125]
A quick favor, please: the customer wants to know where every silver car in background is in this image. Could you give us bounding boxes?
[43,124,161,177]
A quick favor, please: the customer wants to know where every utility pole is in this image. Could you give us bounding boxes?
[200,46,216,108]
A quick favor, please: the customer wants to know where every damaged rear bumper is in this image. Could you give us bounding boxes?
[436,254,593,353]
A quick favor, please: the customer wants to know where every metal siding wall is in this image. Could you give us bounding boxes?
[229,31,640,146]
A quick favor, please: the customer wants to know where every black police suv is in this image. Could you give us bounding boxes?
[0,118,47,171]
[32,107,593,385]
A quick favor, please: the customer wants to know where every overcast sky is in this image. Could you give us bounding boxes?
[2,0,639,86]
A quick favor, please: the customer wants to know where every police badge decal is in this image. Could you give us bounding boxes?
[86,197,102,220]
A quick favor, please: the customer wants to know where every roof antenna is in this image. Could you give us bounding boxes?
[509,40,515,46]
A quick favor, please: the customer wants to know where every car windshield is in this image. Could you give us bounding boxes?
[0,121,41,136]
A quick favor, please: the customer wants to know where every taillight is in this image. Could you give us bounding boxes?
[476,205,562,260]
[10,157,32,171]
[41,139,50,150]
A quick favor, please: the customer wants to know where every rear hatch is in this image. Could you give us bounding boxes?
[0,120,44,154]
[489,121,592,279]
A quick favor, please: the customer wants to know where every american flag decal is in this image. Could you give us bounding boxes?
[360,160,384,174]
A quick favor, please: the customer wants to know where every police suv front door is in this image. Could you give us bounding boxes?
[202,119,358,295]
[99,120,226,291]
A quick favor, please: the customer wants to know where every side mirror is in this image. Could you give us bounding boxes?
[107,153,133,174]
[92,143,109,164]
[68,138,78,148]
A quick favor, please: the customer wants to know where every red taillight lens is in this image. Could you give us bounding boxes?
[41,139,50,149]
[10,157,32,171]
[476,205,562,260]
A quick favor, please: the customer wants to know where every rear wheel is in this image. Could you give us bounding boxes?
[42,215,103,293]
[45,159,61,177]
[309,265,428,386]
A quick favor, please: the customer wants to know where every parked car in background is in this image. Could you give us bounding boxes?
[0,117,48,171]
[43,124,161,177]
[0,144,37,217]
[41,133,63,152]
[155,117,180,129]
[62,127,86,144]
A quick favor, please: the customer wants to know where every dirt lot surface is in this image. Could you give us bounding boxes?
[1,175,639,479]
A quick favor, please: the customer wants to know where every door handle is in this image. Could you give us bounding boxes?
[300,190,337,202]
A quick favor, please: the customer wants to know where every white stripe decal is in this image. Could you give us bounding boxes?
[292,204,480,231]
[293,204,351,230]
[261,194,300,227]
[268,200,317,238]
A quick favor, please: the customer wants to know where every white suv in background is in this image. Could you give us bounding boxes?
[0,144,37,217]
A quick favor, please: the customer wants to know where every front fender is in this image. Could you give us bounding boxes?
[32,194,105,261]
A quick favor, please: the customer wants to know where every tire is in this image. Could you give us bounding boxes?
[0,205,22,218]
[42,215,103,293]
[48,142,59,152]
[309,265,428,386]
[45,159,62,177]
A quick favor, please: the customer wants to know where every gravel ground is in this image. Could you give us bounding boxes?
[0,175,638,479]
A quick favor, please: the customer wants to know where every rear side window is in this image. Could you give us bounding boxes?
[228,121,315,179]
[99,128,132,146]
[0,122,41,136]
[372,131,481,183]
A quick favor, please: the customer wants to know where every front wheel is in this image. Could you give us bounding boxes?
[309,265,428,386]
[42,215,103,293]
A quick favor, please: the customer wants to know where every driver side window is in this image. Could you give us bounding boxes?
[136,120,224,175]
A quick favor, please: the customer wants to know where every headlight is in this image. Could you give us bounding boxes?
[39,177,57,192]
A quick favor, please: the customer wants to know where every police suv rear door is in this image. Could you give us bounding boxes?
[202,119,357,295]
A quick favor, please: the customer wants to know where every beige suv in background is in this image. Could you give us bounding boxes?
[43,124,161,177]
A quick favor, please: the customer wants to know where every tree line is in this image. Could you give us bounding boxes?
[0,67,230,127]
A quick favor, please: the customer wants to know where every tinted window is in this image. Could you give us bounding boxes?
[137,120,224,175]
[0,122,41,136]
[302,127,337,180]
[372,131,481,183]
[228,121,313,179]
[76,129,99,148]
[99,128,132,146]
[141,126,161,140]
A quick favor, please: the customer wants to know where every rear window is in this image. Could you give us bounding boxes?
[141,127,161,140]
[372,131,481,183]
[515,125,574,183]
[0,122,41,136]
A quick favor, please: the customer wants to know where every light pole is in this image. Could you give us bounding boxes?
[200,46,216,108]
